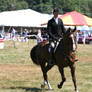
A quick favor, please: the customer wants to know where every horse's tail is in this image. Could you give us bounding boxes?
[30,45,39,65]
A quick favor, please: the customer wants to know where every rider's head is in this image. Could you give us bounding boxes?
[53,8,59,18]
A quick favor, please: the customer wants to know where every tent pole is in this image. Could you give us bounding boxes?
[2,26,5,33]
[21,27,23,33]
[8,26,11,33]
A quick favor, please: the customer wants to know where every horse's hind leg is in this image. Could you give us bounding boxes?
[41,64,54,90]
[70,64,79,92]
[58,67,66,89]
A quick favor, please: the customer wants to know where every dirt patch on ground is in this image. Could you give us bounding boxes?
[0,63,42,81]
[0,63,40,72]
[79,57,92,62]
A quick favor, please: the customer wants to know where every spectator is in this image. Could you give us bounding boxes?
[76,30,80,49]
[36,29,43,44]
[76,30,80,44]
[20,31,23,37]
[10,27,16,40]
[12,27,16,37]
[82,31,86,45]
[43,32,49,41]
[24,29,28,42]
[87,30,91,37]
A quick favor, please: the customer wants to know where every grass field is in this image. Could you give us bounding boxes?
[0,40,92,92]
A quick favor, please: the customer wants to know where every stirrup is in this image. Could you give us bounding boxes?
[75,58,78,62]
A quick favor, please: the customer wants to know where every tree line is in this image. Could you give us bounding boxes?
[0,0,92,17]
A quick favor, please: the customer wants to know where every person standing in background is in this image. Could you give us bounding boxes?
[11,27,16,40]
[36,29,43,44]
[24,29,28,42]
[82,31,86,45]
[76,30,80,48]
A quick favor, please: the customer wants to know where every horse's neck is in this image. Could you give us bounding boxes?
[58,38,73,54]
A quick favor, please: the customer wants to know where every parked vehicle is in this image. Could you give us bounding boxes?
[0,33,4,49]
[78,33,92,44]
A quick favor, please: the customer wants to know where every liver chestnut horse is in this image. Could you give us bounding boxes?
[30,27,79,92]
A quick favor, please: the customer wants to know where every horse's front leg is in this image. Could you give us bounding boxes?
[70,63,79,92]
[41,64,54,90]
[58,67,66,89]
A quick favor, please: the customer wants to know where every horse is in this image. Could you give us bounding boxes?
[30,27,79,92]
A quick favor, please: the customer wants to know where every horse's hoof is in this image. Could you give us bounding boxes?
[41,84,45,88]
[75,89,79,92]
[48,87,53,90]
[58,84,62,89]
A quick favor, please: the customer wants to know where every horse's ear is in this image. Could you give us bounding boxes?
[72,26,76,33]
[66,27,71,35]
[67,27,71,32]
[74,26,76,30]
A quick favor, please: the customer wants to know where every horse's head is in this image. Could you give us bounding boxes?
[61,26,77,52]
[64,26,77,38]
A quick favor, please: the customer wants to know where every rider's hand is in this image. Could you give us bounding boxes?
[55,37,58,41]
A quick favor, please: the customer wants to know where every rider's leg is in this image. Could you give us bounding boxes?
[48,41,55,65]
[49,47,55,65]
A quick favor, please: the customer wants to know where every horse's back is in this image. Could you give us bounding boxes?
[30,41,50,65]
[30,45,39,65]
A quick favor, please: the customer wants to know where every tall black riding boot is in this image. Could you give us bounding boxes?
[49,48,55,65]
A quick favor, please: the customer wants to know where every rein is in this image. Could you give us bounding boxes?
[54,38,62,52]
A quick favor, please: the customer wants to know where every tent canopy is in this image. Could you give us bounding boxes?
[59,11,92,26]
[0,9,51,27]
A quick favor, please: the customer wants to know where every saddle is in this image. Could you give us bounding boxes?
[40,40,49,46]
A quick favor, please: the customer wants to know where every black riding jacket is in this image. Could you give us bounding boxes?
[47,17,66,41]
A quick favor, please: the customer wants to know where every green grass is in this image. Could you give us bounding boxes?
[0,40,36,64]
[0,40,92,92]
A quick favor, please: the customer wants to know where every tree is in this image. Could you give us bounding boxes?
[88,0,92,17]
[16,1,28,10]
[25,0,53,13]
[0,0,28,12]
[0,0,92,17]
[77,0,90,17]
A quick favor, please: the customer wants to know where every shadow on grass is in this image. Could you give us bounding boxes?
[10,86,50,92]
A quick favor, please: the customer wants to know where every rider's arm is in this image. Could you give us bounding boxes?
[60,19,66,34]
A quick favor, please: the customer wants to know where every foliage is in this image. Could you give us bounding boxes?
[0,0,92,17]
[0,0,28,12]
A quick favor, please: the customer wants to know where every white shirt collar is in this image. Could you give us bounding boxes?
[54,17,58,24]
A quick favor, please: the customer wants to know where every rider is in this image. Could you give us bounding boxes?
[47,8,78,65]
[47,8,66,65]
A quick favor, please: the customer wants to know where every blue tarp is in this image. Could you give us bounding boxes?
[89,27,92,32]
[78,26,92,33]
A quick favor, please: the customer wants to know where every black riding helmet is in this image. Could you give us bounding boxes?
[53,8,59,14]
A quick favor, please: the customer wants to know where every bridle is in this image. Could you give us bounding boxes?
[70,34,76,51]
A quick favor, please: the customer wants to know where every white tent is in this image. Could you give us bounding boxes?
[0,9,51,27]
